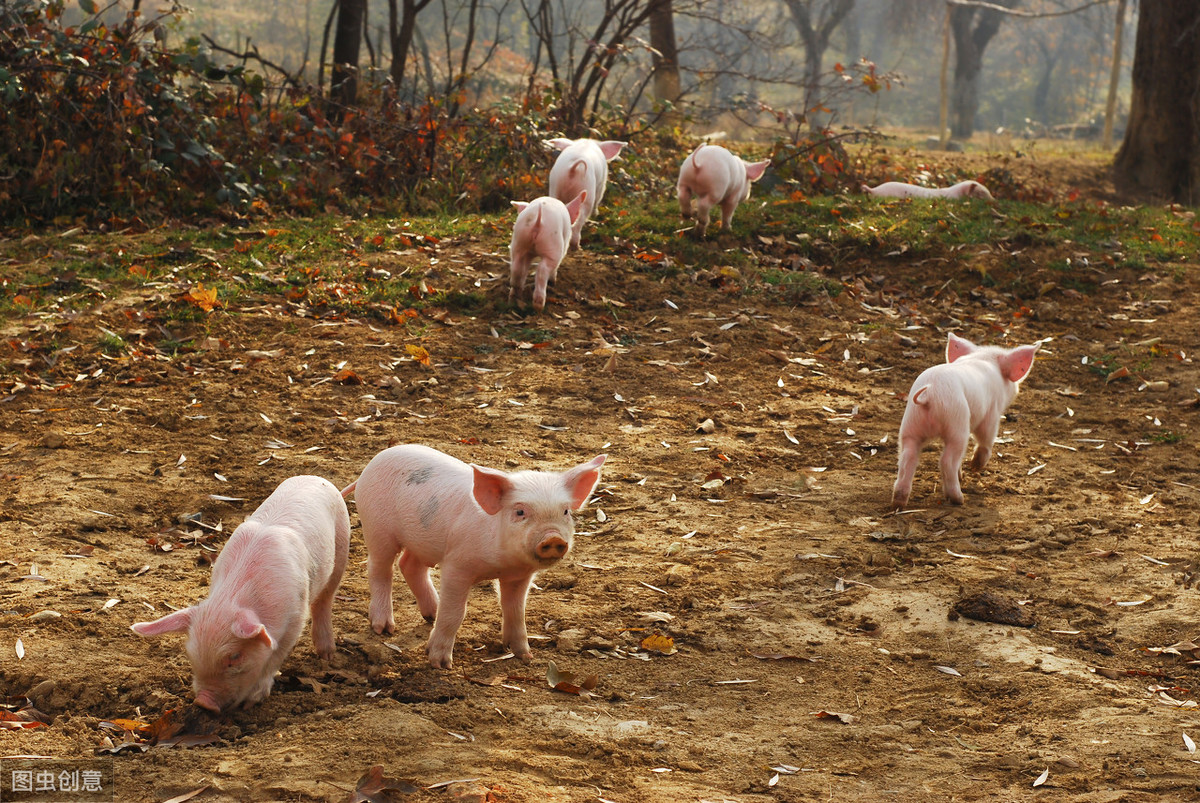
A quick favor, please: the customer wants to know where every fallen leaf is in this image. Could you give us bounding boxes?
[183,284,220,312]
[1033,768,1049,787]
[349,765,421,802]
[406,344,432,366]
[333,368,362,385]
[813,710,856,724]
[1184,732,1196,754]
[15,639,24,659]
[934,665,962,677]
[640,633,677,655]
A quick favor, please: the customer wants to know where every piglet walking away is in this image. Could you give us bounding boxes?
[509,191,587,311]
[131,476,350,712]
[342,445,605,669]
[892,333,1040,509]
[676,144,770,238]
[544,138,627,249]
[863,180,994,200]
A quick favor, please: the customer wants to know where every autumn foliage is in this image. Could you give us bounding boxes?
[0,0,552,224]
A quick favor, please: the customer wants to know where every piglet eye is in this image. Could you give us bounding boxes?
[515,508,526,518]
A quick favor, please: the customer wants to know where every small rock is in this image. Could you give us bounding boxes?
[41,431,66,449]
[446,781,490,803]
[555,628,587,653]
[27,610,62,624]
[696,418,716,434]
[27,679,57,702]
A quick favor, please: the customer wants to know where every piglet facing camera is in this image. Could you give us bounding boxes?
[131,475,350,713]
[343,444,605,669]
[892,333,1039,509]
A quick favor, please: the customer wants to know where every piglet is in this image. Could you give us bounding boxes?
[676,144,771,237]
[509,190,587,311]
[131,475,350,712]
[545,138,627,249]
[342,445,605,669]
[863,180,993,200]
[892,333,1039,509]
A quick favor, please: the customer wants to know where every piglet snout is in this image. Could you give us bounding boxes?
[194,690,222,713]
[535,536,570,562]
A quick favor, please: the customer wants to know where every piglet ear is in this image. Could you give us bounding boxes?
[543,138,573,151]
[563,454,606,510]
[946,332,975,363]
[999,344,1039,384]
[472,464,514,516]
[131,608,192,637]
[565,190,588,224]
[511,200,530,214]
[598,141,626,161]
[232,609,274,649]
[745,160,770,182]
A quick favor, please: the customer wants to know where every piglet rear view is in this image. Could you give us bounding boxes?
[344,444,605,669]
[131,475,350,712]
[892,333,1039,509]
[676,144,770,237]
[509,191,587,311]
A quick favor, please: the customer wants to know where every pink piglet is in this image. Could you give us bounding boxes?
[892,333,1039,509]
[343,445,605,669]
[131,475,350,712]
[509,191,587,311]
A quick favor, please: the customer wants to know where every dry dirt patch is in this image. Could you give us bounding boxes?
[3,163,1200,802]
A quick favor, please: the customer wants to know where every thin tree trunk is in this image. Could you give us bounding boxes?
[1102,0,1128,149]
[649,0,681,123]
[331,0,366,110]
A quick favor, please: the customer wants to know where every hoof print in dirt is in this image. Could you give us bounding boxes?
[952,592,1036,628]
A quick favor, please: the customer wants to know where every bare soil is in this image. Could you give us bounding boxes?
[3,151,1200,803]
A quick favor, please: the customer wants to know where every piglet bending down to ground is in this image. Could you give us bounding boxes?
[132,475,350,712]
[863,180,993,200]
[676,144,771,237]
[342,445,605,669]
[509,190,587,312]
[544,138,626,250]
[892,333,1040,509]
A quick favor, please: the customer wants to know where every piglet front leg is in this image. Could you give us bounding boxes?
[498,574,535,660]
[426,567,472,669]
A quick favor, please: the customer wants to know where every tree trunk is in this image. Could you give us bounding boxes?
[948,0,1018,140]
[1101,0,1128,150]
[649,0,681,121]
[331,0,366,110]
[781,0,856,126]
[387,0,431,96]
[1113,0,1200,203]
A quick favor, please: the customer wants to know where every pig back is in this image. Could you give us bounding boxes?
[353,444,482,565]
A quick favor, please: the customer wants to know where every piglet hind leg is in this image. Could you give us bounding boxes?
[892,436,922,509]
[425,567,472,669]
[970,416,1002,472]
[398,549,439,622]
[309,583,338,659]
[366,546,399,635]
[939,434,969,505]
[498,574,535,660]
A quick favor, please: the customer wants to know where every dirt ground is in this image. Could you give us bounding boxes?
[3,148,1200,803]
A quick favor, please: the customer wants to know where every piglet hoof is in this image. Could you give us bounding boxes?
[371,620,396,636]
[513,648,533,663]
[890,495,908,511]
[426,647,454,670]
[945,494,964,506]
